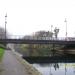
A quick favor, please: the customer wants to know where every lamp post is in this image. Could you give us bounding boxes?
[51,25,53,39]
[5,13,7,39]
[51,25,53,32]
[64,18,67,39]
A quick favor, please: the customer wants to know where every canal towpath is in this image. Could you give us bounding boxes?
[0,50,42,75]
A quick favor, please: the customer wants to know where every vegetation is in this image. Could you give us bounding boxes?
[0,27,9,49]
[0,47,4,61]
[14,30,64,57]
[0,27,7,61]
[54,27,59,39]
[20,44,64,56]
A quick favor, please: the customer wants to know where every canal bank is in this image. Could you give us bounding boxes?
[0,50,42,75]
[12,50,42,75]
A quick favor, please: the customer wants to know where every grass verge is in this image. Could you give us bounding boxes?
[0,48,4,62]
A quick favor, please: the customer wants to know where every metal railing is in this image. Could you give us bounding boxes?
[0,34,75,41]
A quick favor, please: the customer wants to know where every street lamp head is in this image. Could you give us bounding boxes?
[64,18,67,22]
[5,13,7,18]
[51,25,53,27]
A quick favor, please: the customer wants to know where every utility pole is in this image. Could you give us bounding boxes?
[51,25,53,32]
[5,13,7,39]
[64,18,67,39]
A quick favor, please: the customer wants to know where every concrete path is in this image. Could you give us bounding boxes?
[0,50,28,75]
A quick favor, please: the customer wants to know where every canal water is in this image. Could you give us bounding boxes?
[33,63,75,75]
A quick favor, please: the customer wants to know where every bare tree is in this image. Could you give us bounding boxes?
[0,27,9,39]
[54,27,59,39]
[0,27,5,39]
[34,31,53,40]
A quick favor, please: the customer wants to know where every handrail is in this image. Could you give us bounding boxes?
[0,35,75,41]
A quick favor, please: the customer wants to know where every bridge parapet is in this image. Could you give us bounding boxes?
[0,35,75,44]
[1,35,75,41]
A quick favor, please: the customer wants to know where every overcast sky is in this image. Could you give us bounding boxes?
[0,0,75,37]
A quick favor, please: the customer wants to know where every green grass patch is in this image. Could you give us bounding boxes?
[0,48,4,62]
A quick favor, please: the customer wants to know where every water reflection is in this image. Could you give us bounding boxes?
[33,63,75,75]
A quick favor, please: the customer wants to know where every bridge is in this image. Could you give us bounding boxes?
[1,36,75,64]
[0,37,75,44]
